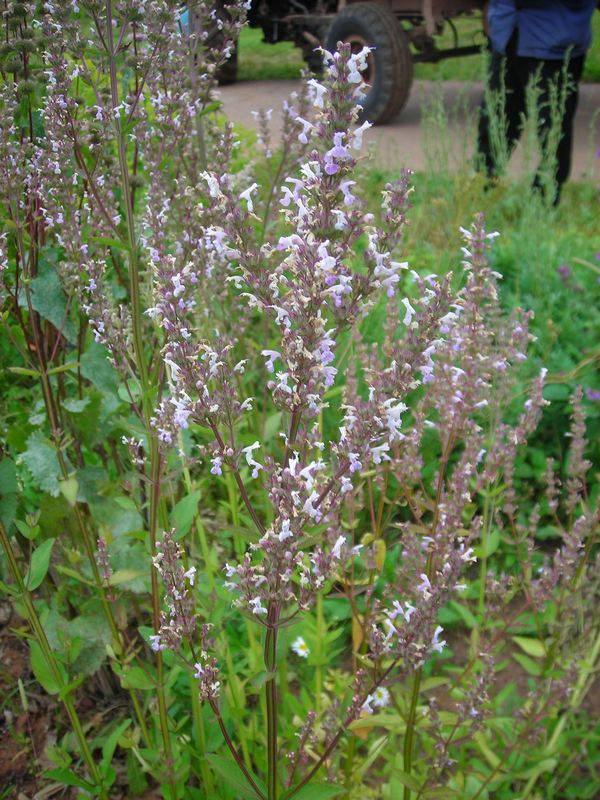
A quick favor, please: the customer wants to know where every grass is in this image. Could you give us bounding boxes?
[237,14,600,83]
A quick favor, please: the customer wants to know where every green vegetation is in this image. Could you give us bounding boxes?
[237,14,600,83]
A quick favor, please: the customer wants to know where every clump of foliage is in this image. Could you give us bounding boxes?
[0,3,598,800]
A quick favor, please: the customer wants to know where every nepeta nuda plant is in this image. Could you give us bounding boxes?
[0,3,598,800]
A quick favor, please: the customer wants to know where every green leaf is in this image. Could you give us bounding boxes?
[512,636,546,659]
[543,383,570,401]
[109,568,147,586]
[24,538,55,591]
[120,666,155,691]
[101,719,132,776]
[21,431,62,496]
[206,754,265,800]
[172,490,201,538]
[0,459,18,495]
[7,366,39,377]
[0,459,18,530]
[44,767,96,791]
[58,476,79,507]
[29,639,66,695]
[452,601,478,628]
[80,342,120,405]
[389,771,421,793]
[88,495,143,537]
[517,758,557,779]
[348,713,405,732]
[512,652,542,676]
[263,411,282,441]
[46,361,80,376]
[284,783,345,800]
[19,266,77,343]
[482,528,500,558]
[62,397,91,413]
[474,732,501,769]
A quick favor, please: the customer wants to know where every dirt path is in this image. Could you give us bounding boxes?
[220,78,600,181]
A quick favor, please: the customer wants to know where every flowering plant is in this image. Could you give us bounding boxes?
[0,3,598,800]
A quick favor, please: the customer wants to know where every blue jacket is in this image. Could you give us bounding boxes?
[488,0,597,59]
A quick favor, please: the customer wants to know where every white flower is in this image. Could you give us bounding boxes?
[431,625,446,653]
[371,442,390,465]
[261,349,281,372]
[417,573,432,597]
[372,686,390,708]
[240,182,259,213]
[307,78,327,108]
[351,120,372,150]
[331,535,346,559]
[242,441,262,479]
[249,596,267,615]
[291,636,310,658]
[149,634,165,652]
[278,519,293,542]
[401,298,416,326]
[184,566,196,586]
[361,694,374,714]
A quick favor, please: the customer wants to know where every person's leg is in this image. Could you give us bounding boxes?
[477,31,525,177]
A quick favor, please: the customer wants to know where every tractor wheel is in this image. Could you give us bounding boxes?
[324,3,413,124]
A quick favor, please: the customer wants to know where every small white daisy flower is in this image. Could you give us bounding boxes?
[291,636,310,658]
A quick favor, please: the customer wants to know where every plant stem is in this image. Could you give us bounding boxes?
[179,440,214,591]
[315,591,325,714]
[210,701,266,800]
[105,3,176,794]
[0,522,107,798]
[403,669,422,800]
[189,672,214,795]
[265,611,279,800]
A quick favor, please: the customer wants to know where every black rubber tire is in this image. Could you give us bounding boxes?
[324,3,413,125]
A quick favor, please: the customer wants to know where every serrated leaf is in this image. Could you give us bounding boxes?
[24,538,55,591]
[20,267,77,343]
[62,397,91,413]
[80,342,120,404]
[512,636,546,659]
[21,431,62,496]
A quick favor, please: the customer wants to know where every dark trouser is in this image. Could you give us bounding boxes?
[477,41,585,203]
